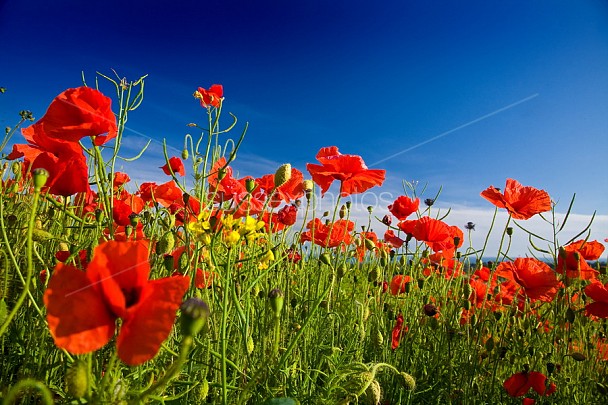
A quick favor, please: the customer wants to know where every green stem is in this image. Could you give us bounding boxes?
[2,378,54,405]
[0,185,41,337]
[138,336,193,401]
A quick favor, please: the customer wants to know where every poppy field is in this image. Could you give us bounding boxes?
[1,74,607,404]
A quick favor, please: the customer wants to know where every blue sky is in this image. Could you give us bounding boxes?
[1,0,607,255]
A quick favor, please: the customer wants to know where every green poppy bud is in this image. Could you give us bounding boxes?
[180,297,210,337]
[274,163,291,188]
[268,288,285,318]
[181,149,189,160]
[399,372,416,391]
[156,231,176,255]
[66,360,88,399]
[32,168,49,190]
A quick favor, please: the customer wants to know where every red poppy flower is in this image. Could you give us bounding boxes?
[391,313,408,350]
[390,275,411,295]
[161,157,186,177]
[384,229,405,249]
[306,146,385,197]
[584,280,608,318]
[481,178,552,220]
[300,218,354,248]
[22,87,117,146]
[557,240,604,280]
[196,84,223,108]
[55,249,89,270]
[8,121,90,197]
[496,258,562,302]
[138,181,183,208]
[277,204,298,226]
[356,232,379,262]
[195,269,217,289]
[113,172,131,188]
[44,240,189,366]
[503,371,556,398]
[170,194,201,225]
[255,168,304,207]
[388,195,420,220]
[398,217,453,253]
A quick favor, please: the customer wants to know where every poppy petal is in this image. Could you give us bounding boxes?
[116,276,190,365]
[44,263,115,354]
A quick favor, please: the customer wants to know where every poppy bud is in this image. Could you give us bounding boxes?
[453,236,460,247]
[336,263,347,279]
[66,360,88,399]
[546,362,556,374]
[245,178,256,193]
[274,163,291,188]
[424,198,435,207]
[11,161,21,176]
[570,352,586,362]
[178,251,190,272]
[381,215,392,226]
[181,149,189,160]
[368,266,381,282]
[423,303,438,317]
[217,168,227,181]
[156,231,175,255]
[319,253,332,266]
[180,297,210,337]
[339,205,347,219]
[246,335,254,355]
[367,206,373,214]
[268,288,285,318]
[364,238,376,251]
[197,378,209,401]
[32,168,49,190]
[129,213,140,227]
[0,298,7,324]
[368,379,381,404]
[485,337,495,352]
[372,329,384,348]
[506,227,513,236]
[565,307,575,323]
[399,372,416,391]
[163,254,174,272]
[303,179,314,192]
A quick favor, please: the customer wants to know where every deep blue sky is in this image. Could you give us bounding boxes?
[1,1,607,238]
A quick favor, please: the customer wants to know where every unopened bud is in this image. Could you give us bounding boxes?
[319,252,332,266]
[181,149,189,160]
[274,163,291,188]
[268,288,285,317]
[180,297,210,337]
[66,360,88,398]
[382,215,392,226]
[32,168,49,190]
[245,178,256,193]
[506,227,513,236]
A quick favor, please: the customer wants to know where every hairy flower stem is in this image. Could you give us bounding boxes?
[138,336,194,402]
[0,184,41,337]
[272,314,281,359]
[2,378,54,405]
